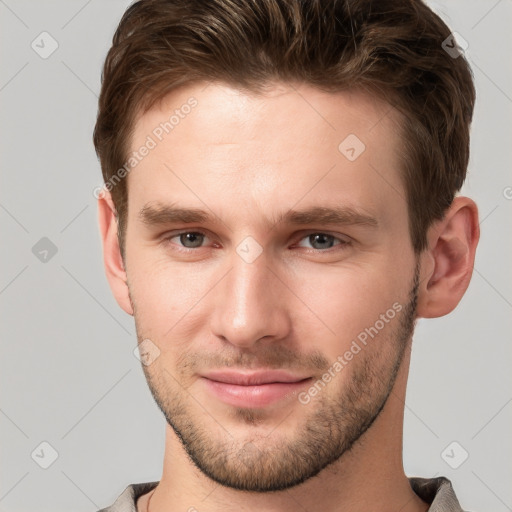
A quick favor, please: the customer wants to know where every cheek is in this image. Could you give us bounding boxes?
[127,238,412,361]
[290,261,405,353]
[127,255,207,339]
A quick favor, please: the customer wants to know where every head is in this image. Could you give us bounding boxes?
[95,0,479,492]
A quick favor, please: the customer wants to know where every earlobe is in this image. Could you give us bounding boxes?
[416,196,480,319]
[97,191,134,316]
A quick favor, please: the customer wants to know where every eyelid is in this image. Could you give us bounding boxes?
[162,229,352,252]
[161,229,213,250]
[293,230,351,243]
[292,231,352,251]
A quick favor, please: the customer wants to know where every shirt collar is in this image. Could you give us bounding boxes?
[100,476,464,512]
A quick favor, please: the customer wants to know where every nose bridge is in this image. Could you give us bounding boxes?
[210,245,289,347]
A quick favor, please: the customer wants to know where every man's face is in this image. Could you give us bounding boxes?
[122,82,420,491]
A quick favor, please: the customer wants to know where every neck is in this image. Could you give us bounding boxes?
[149,349,428,512]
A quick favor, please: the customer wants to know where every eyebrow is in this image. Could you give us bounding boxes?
[138,203,379,229]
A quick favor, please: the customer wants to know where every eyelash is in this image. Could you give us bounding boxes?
[161,230,351,253]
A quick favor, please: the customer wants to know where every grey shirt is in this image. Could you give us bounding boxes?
[97,477,467,511]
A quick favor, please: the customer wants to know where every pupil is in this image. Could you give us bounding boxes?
[182,233,203,248]
[311,234,332,249]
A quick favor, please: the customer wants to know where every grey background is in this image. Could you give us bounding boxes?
[0,1,511,511]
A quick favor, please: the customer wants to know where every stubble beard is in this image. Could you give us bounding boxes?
[134,262,420,492]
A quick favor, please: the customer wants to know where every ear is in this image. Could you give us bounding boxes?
[97,190,133,316]
[416,196,480,318]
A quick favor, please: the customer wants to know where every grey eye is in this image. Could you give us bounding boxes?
[178,232,205,248]
[297,233,341,250]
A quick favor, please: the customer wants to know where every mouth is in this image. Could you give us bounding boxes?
[200,370,313,408]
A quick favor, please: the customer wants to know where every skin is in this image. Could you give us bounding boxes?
[98,81,480,512]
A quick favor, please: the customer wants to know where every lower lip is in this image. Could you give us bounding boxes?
[201,377,312,408]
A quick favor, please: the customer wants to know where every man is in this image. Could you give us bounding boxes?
[93,0,479,510]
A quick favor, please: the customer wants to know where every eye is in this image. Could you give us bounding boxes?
[164,231,210,249]
[161,230,351,253]
[296,233,350,251]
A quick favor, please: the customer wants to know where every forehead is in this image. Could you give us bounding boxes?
[133,81,399,151]
[127,81,406,230]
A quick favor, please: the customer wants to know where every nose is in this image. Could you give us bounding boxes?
[209,246,292,349]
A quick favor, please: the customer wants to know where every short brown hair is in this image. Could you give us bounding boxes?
[93,0,475,258]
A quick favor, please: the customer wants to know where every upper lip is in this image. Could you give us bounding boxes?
[201,370,311,386]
